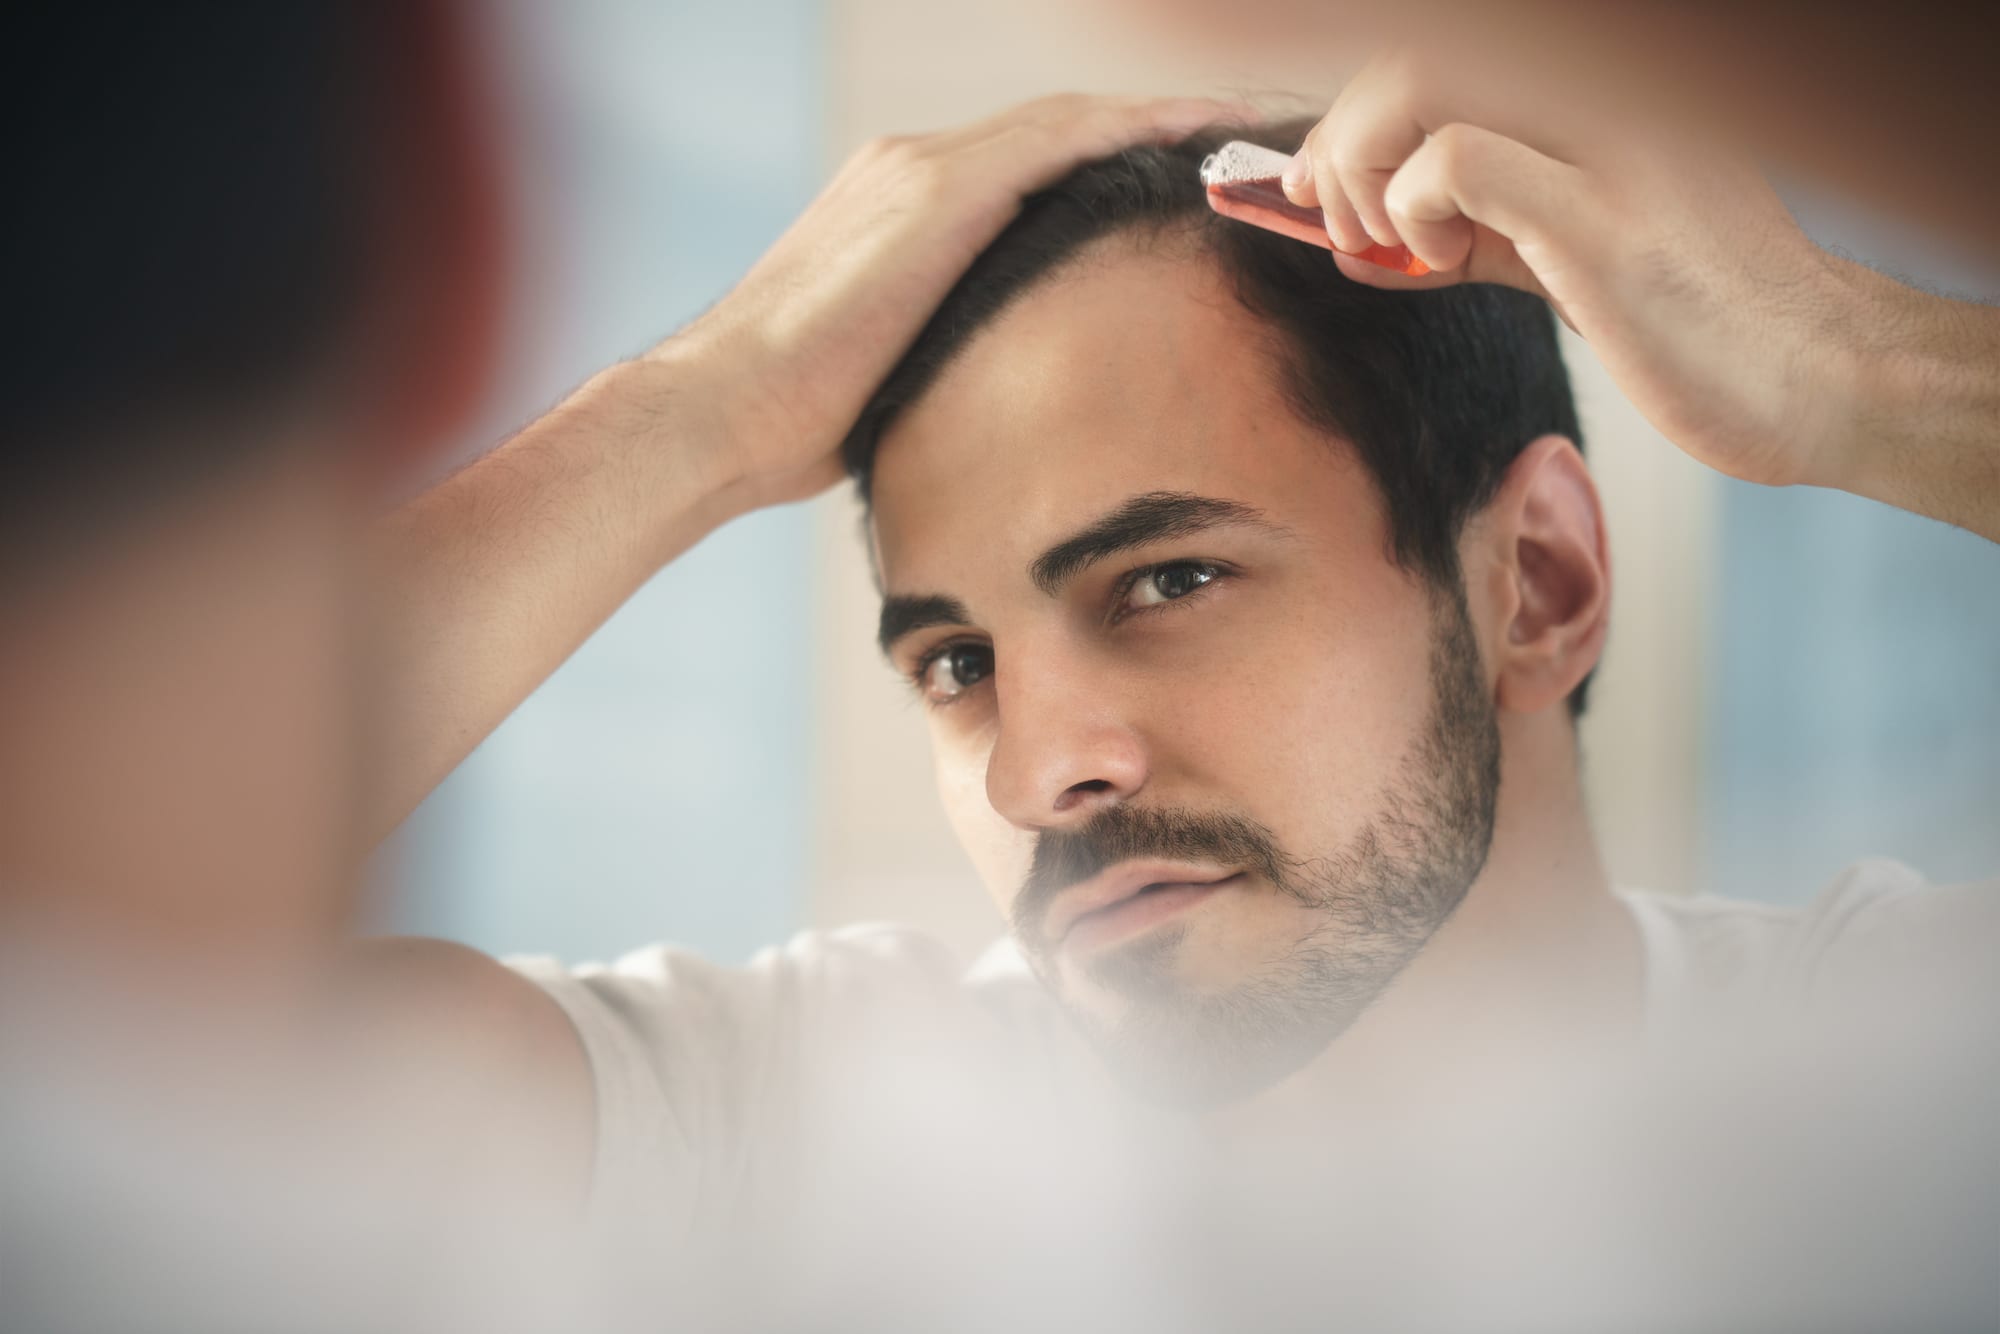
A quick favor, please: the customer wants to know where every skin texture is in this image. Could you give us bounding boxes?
[868,235,1631,1103]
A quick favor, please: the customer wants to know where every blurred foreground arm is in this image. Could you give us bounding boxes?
[1280,54,2000,544]
[367,95,1239,842]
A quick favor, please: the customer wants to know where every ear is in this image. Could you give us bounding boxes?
[1467,435,1610,716]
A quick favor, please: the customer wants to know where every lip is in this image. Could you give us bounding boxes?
[1046,861,1243,955]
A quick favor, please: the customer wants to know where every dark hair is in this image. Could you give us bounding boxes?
[841,119,1591,713]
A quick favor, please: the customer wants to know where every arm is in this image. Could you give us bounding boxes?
[1278,53,2000,544]
[366,94,1241,841]
[366,353,741,843]
[1828,264,2000,543]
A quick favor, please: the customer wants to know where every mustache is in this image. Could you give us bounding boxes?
[1013,806,1292,946]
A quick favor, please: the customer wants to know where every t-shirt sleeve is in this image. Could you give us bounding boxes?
[505,925,975,1239]
[1795,858,2000,1019]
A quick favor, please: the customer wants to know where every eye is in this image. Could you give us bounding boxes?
[918,642,993,704]
[1121,560,1219,612]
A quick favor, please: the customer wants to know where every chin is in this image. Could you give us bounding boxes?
[1053,924,1377,1110]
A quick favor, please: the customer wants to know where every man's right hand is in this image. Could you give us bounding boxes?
[647,94,1244,520]
[1279,53,2000,544]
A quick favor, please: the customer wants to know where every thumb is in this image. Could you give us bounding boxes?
[1380,122,1599,297]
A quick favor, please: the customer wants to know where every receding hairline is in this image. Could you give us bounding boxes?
[868,220,1258,467]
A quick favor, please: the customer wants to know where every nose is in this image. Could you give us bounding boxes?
[983,647,1149,833]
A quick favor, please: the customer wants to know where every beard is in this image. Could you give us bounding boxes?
[1011,583,1502,1106]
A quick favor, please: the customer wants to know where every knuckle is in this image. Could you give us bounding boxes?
[857,133,914,166]
[1296,119,1331,161]
[1329,148,1375,186]
[901,159,956,209]
[1382,49,1429,100]
[1033,91,1091,121]
[1383,177,1430,224]
[1427,122,1475,164]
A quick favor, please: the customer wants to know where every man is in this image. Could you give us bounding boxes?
[382,113,1999,1324]
[835,119,1613,1108]
[419,108,2000,1198]
[6,2,1997,1322]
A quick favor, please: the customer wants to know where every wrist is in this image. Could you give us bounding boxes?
[587,344,757,523]
[1799,257,1897,496]
[539,354,754,580]
[1815,263,2000,516]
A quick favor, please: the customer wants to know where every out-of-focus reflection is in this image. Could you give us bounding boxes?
[0,5,542,1328]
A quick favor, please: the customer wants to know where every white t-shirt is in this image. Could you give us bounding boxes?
[508,857,1999,1243]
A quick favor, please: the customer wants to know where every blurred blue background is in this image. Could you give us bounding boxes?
[379,0,2000,965]
[1708,484,2000,904]
[382,0,823,964]
[1705,188,2000,904]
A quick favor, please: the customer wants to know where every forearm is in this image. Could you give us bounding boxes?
[366,351,746,841]
[1823,264,2000,544]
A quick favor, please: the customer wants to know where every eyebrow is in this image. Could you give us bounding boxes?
[1027,491,1280,596]
[875,492,1281,658]
[878,592,975,657]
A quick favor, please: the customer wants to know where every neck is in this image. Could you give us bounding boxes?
[1223,710,1639,1131]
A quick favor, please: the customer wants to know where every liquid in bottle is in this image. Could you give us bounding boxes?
[1200,141,1430,277]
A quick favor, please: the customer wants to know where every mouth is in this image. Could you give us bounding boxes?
[1047,863,1245,958]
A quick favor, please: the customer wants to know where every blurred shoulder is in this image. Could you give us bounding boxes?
[339,935,595,1202]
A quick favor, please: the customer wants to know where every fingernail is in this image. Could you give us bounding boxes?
[1282,152,1307,193]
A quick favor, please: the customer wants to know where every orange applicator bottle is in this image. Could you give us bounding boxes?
[1199,140,1430,276]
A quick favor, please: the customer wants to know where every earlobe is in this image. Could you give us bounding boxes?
[1487,435,1610,715]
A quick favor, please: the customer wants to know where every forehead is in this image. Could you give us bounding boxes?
[870,236,1379,586]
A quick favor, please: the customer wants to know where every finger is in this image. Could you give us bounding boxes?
[1281,117,1324,207]
[1320,66,1426,251]
[1320,190,1373,261]
[1329,250,1461,292]
[1306,138,1375,258]
[1379,136,1478,274]
[1327,224,1550,311]
[1380,122,1596,287]
[1283,116,1386,257]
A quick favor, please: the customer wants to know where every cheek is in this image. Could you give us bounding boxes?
[1157,578,1437,851]
[929,726,1028,914]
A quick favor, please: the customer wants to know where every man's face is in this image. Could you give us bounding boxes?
[870,235,1499,1103]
